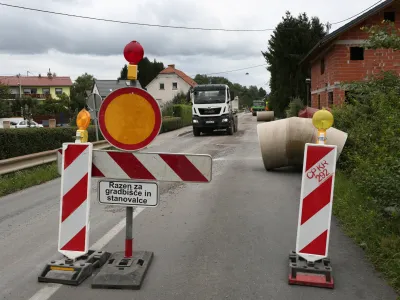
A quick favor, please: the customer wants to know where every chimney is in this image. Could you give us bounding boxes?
[168,64,175,69]
[47,68,52,78]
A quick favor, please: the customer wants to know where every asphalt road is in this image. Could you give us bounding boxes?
[0,113,397,300]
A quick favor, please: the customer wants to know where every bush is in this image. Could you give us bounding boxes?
[0,127,102,160]
[333,71,400,209]
[285,97,305,118]
[172,104,192,126]
[161,101,174,117]
[160,117,183,133]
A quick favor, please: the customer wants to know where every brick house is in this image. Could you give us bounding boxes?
[301,0,400,109]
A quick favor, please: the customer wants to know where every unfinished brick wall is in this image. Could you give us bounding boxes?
[310,3,400,108]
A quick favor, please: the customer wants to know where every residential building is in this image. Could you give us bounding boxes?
[301,0,400,109]
[92,79,133,99]
[145,64,197,107]
[0,71,73,101]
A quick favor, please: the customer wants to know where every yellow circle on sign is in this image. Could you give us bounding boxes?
[104,93,156,144]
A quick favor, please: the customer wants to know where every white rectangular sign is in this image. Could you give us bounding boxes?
[97,179,159,207]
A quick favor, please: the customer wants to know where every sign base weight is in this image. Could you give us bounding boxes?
[288,251,334,289]
[38,250,110,286]
[91,250,153,290]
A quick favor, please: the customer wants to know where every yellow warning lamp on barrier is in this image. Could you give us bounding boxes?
[75,108,91,143]
[312,108,334,144]
[123,41,144,80]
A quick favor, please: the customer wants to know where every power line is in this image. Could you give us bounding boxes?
[330,0,384,25]
[0,1,387,32]
[192,64,267,77]
[0,2,270,32]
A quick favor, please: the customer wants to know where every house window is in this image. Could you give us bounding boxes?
[384,11,395,22]
[31,88,37,94]
[159,83,165,90]
[172,82,178,90]
[328,91,333,107]
[317,94,321,109]
[55,88,63,95]
[43,88,50,95]
[321,58,325,74]
[350,47,364,60]
[23,88,31,94]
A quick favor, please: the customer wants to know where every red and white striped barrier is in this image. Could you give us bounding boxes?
[58,143,93,259]
[58,150,212,183]
[296,143,337,262]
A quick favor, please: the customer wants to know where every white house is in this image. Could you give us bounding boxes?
[145,64,197,107]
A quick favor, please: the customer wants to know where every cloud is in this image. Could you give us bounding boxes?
[0,0,377,88]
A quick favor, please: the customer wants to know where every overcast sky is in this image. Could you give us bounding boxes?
[0,0,380,90]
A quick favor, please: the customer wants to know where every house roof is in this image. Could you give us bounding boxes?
[0,75,73,87]
[157,64,197,87]
[300,0,394,65]
[93,79,136,97]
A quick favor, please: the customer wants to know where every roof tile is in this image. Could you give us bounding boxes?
[159,66,197,87]
[0,76,73,87]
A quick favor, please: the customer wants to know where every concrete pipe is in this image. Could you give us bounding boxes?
[256,111,274,122]
[257,117,348,171]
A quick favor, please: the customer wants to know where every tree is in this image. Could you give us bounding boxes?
[362,21,400,50]
[119,57,165,88]
[258,87,267,98]
[193,74,261,108]
[0,84,12,118]
[262,11,327,117]
[171,91,188,104]
[70,73,95,112]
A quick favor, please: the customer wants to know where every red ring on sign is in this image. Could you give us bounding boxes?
[98,87,162,151]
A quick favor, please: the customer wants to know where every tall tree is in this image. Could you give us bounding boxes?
[119,57,165,88]
[262,11,326,116]
[70,73,95,111]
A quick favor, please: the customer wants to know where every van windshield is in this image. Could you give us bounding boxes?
[193,90,226,104]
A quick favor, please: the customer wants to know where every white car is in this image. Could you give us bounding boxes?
[14,120,43,128]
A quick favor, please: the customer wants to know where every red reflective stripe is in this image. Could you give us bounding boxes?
[301,176,333,225]
[159,154,208,182]
[305,146,334,172]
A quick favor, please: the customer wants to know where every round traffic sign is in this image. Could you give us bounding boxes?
[98,87,162,151]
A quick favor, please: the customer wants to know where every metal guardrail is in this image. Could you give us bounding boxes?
[0,140,111,176]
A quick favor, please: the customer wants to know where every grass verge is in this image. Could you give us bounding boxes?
[334,171,400,295]
[0,162,59,197]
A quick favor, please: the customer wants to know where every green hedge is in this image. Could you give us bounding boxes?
[172,104,192,126]
[0,127,102,160]
[160,117,183,133]
[0,117,188,160]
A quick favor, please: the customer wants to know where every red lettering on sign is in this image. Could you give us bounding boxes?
[306,160,330,182]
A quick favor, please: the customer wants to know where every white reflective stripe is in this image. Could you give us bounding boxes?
[62,148,90,196]
[93,151,129,179]
[302,149,336,199]
[134,153,181,181]
[296,204,331,253]
[59,200,88,249]
[186,155,212,181]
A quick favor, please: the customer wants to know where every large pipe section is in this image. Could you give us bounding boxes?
[257,117,348,171]
[256,111,274,122]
